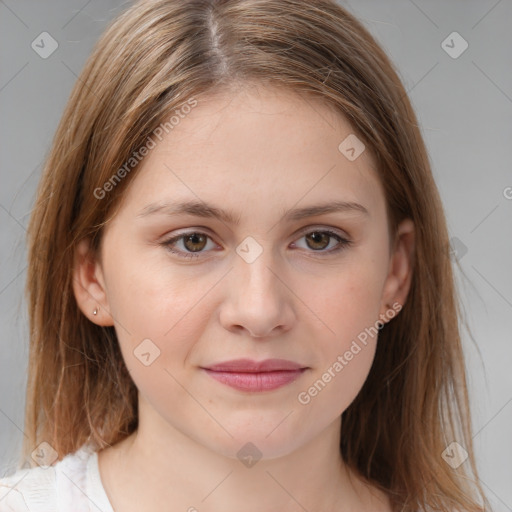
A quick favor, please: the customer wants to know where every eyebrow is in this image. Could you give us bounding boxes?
[136,199,369,225]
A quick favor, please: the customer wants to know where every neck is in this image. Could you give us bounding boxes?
[98,396,383,512]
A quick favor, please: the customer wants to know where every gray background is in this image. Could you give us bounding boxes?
[1,1,511,510]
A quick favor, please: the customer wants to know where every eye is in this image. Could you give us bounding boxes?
[161,231,218,259]
[161,228,352,260]
[291,229,352,254]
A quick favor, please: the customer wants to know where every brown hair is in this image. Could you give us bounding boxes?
[22,0,489,510]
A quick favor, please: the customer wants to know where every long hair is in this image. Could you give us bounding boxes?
[22,1,489,510]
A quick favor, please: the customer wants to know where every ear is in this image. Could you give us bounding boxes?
[72,238,114,326]
[379,218,415,322]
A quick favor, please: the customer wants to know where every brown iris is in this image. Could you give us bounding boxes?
[305,231,331,250]
[182,233,208,252]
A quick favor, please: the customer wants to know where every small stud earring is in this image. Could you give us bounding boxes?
[93,308,98,315]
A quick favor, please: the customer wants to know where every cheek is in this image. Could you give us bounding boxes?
[106,256,214,342]
[311,258,384,346]
[296,300,379,427]
[105,262,216,398]
[294,259,384,414]
[297,339,376,434]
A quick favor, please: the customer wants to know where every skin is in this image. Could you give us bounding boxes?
[73,84,414,512]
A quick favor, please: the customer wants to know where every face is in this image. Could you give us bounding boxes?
[74,85,414,460]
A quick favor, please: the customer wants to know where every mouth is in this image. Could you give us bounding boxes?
[200,358,309,392]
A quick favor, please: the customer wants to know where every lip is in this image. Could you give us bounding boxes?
[201,359,309,392]
[203,358,306,372]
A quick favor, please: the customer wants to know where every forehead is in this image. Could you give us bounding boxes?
[115,85,385,223]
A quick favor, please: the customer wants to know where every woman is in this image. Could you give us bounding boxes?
[0,0,489,510]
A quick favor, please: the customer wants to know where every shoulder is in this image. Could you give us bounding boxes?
[0,443,95,512]
[0,463,55,511]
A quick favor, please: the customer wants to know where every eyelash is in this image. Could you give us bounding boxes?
[160,228,352,260]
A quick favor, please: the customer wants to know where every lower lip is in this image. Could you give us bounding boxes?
[202,369,306,392]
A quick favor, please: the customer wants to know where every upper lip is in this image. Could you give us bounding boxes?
[202,358,307,372]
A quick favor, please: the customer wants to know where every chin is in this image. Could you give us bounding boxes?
[200,420,308,462]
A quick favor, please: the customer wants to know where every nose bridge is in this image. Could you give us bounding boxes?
[235,237,282,303]
[220,236,293,337]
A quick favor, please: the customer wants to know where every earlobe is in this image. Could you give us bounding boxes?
[72,238,114,326]
[379,218,415,321]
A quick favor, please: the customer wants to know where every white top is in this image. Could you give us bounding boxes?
[0,443,114,512]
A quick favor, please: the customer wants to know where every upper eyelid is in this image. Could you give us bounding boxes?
[163,226,350,248]
[165,225,349,242]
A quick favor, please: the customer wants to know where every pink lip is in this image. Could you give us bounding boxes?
[201,359,308,392]
[204,358,305,372]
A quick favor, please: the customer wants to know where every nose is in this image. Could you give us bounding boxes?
[219,247,295,339]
